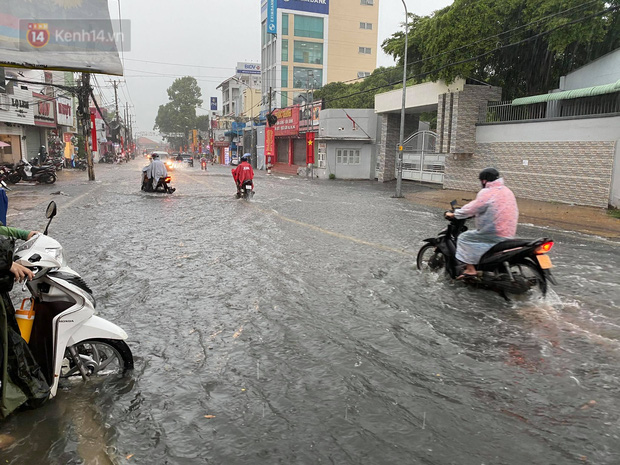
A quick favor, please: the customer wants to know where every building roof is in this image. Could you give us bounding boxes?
[512,79,620,106]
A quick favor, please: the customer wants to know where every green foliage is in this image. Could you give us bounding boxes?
[608,208,620,219]
[195,115,210,132]
[328,173,336,180]
[382,0,620,100]
[154,77,203,144]
[314,67,403,109]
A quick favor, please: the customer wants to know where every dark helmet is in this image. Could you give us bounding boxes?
[151,153,159,159]
[479,167,500,183]
[241,154,251,163]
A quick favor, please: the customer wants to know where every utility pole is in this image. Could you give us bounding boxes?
[79,73,95,180]
[125,102,129,154]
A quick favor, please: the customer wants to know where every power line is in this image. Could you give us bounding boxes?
[321,4,620,105]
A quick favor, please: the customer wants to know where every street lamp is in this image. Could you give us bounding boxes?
[395,0,409,198]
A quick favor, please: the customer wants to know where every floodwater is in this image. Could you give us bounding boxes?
[1,162,619,464]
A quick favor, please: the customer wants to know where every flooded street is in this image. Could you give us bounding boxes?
[1,162,619,464]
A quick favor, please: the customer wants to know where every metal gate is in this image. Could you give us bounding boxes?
[397,130,444,184]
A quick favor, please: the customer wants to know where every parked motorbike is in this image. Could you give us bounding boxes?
[8,160,56,184]
[73,158,87,171]
[13,201,134,397]
[416,201,556,299]
[0,165,12,188]
[99,152,114,164]
[141,173,175,194]
[30,156,63,171]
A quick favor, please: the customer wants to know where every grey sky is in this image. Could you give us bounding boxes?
[106,0,452,135]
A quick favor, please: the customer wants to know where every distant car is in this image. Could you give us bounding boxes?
[181,154,193,166]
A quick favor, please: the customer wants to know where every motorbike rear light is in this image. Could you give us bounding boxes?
[536,241,554,254]
[164,176,171,183]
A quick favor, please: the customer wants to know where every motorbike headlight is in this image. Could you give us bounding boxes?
[15,236,38,255]
[45,247,64,263]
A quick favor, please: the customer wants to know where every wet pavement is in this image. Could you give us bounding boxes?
[1,161,619,464]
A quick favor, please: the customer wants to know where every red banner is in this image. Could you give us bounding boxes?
[265,127,275,164]
[90,113,97,152]
[306,132,315,164]
[273,106,300,137]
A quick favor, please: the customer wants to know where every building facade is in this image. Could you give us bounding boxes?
[260,0,379,109]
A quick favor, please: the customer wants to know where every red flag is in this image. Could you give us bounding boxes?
[306,132,315,164]
[90,113,98,152]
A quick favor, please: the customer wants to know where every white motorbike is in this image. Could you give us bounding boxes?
[14,201,133,397]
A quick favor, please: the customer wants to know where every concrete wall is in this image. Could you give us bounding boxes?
[319,108,377,139]
[444,116,620,208]
[561,49,620,90]
[376,113,419,182]
[318,141,374,179]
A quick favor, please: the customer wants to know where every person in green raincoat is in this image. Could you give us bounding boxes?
[0,225,50,419]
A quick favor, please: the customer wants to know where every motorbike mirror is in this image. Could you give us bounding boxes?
[450,200,457,211]
[44,201,57,235]
[46,201,57,219]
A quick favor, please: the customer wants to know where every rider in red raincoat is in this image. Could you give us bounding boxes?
[232,154,254,198]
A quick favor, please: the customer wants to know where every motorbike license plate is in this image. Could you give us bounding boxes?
[536,254,553,269]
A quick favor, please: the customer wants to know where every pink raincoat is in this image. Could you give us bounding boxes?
[453,178,519,264]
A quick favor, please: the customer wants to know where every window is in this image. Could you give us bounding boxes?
[281,91,288,106]
[282,14,289,35]
[360,22,373,30]
[336,149,361,165]
[261,21,267,47]
[282,39,289,62]
[361,0,374,4]
[281,65,288,88]
[294,41,323,65]
[359,47,372,54]
[357,71,371,78]
[293,67,323,89]
[317,143,326,168]
[294,15,324,39]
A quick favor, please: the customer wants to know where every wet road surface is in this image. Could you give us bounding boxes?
[1,161,619,464]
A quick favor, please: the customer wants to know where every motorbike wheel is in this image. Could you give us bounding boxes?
[7,173,21,184]
[506,260,547,297]
[417,244,446,272]
[80,165,87,171]
[61,339,134,379]
[41,173,57,184]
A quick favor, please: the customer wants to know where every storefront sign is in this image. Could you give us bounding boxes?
[236,62,261,75]
[299,101,321,132]
[33,92,57,127]
[273,106,300,137]
[56,96,74,127]
[278,0,329,14]
[0,87,34,124]
[267,0,277,34]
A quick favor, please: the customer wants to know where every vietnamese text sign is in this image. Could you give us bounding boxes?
[56,96,73,127]
[278,0,329,14]
[33,92,56,127]
[273,106,300,137]
[236,62,261,75]
[267,0,278,34]
[0,0,124,75]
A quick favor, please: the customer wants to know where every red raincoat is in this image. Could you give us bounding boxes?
[232,162,254,185]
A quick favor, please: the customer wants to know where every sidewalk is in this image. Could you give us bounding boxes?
[405,186,620,240]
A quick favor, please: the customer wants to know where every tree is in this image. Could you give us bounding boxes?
[195,115,210,132]
[154,77,203,147]
[382,0,620,100]
[314,66,403,108]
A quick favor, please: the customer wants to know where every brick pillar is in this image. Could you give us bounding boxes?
[377,113,419,182]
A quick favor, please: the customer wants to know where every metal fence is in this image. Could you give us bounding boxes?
[480,92,620,123]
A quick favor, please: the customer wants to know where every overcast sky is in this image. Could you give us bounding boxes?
[106,0,453,135]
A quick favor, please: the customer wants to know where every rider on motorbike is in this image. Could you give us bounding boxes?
[142,154,168,190]
[232,154,254,198]
[444,168,519,278]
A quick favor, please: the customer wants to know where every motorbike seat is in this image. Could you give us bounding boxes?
[479,239,536,263]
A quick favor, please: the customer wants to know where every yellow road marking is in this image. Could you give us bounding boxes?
[176,171,415,257]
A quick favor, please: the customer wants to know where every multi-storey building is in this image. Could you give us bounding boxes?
[260,0,379,110]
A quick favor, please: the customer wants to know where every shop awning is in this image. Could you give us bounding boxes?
[512,79,620,106]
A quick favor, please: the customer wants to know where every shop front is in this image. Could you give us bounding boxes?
[56,96,76,162]
[0,87,35,164]
[271,106,301,173]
